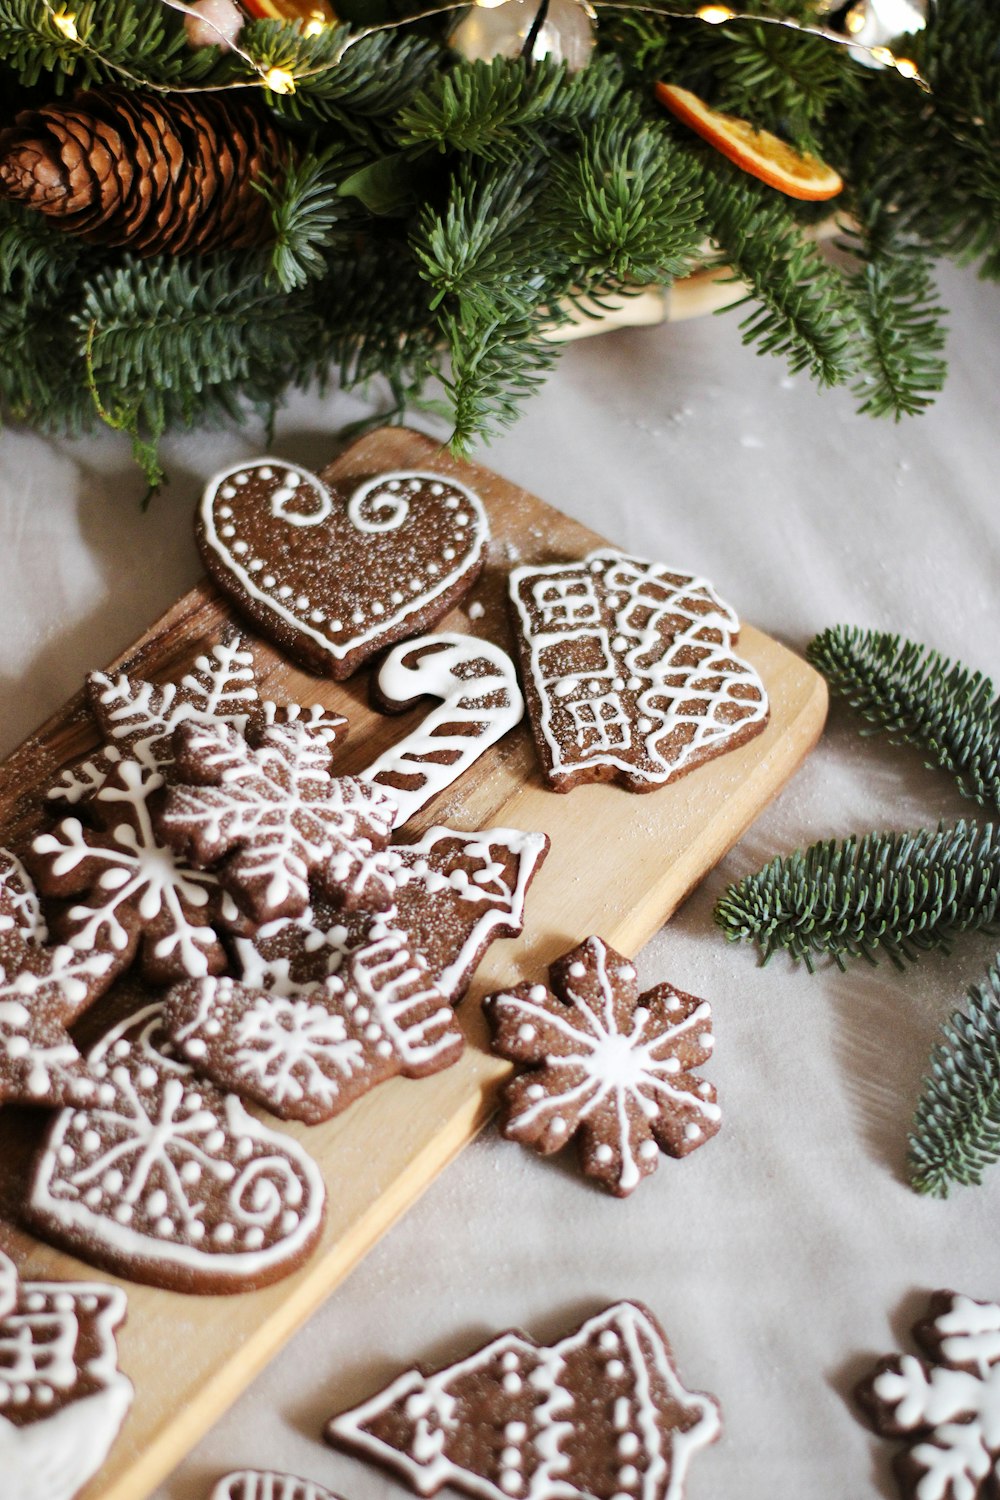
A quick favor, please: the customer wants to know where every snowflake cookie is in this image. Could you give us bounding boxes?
[28,999,326,1293]
[211,1470,344,1500]
[156,717,397,921]
[508,550,769,792]
[0,1248,133,1500]
[483,936,720,1196]
[856,1290,1000,1500]
[164,928,464,1125]
[233,825,549,1006]
[326,1299,721,1500]
[0,848,120,1108]
[30,758,234,984]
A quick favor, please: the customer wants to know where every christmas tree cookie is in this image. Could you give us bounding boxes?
[326,1300,720,1500]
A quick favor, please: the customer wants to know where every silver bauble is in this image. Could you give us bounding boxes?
[449,0,596,73]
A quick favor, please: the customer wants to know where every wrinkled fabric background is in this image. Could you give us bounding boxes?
[1,260,997,1500]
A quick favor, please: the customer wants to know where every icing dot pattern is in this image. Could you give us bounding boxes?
[325,1301,721,1500]
[28,1002,326,1293]
[198,462,489,679]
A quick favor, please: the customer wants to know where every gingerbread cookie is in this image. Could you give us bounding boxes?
[28,999,326,1293]
[508,550,769,791]
[0,848,121,1108]
[483,936,720,1196]
[326,1299,721,1500]
[361,634,524,828]
[30,758,235,985]
[211,1475,343,1500]
[0,1248,132,1500]
[157,717,397,921]
[49,634,345,807]
[165,930,464,1125]
[856,1290,1000,1500]
[198,461,489,678]
[232,825,549,1005]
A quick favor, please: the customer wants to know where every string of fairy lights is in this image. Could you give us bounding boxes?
[39,0,928,97]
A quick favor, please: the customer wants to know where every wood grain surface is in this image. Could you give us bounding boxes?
[0,426,827,1500]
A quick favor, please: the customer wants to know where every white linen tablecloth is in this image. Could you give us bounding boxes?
[1,259,998,1500]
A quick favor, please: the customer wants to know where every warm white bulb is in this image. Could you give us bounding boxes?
[697,4,735,22]
[894,55,918,77]
[52,9,79,40]
[262,65,296,93]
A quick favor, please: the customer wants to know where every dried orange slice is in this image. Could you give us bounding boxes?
[655,82,843,202]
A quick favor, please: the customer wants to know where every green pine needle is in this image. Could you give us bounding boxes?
[715,822,1000,971]
[908,958,1000,1197]
[808,626,1000,814]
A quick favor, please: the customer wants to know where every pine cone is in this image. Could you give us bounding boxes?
[0,88,294,255]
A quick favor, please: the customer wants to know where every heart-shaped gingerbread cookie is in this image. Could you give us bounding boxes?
[198,461,489,678]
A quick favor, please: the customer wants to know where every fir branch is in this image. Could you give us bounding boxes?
[808,626,1000,814]
[413,158,551,317]
[260,144,358,292]
[549,114,702,286]
[0,201,86,302]
[0,0,219,91]
[72,257,325,463]
[394,57,571,160]
[679,19,858,149]
[442,306,559,454]
[849,246,947,419]
[246,22,439,129]
[908,958,1000,1197]
[714,822,1000,971]
[698,162,857,385]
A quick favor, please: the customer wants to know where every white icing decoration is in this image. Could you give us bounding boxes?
[0,851,116,1105]
[328,1301,720,1500]
[160,718,396,918]
[30,1005,325,1286]
[867,1293,1000,1500]
[0,1250,132,1500]
[361,635,524,828]
[211,1473,342,1500]
[235,826,547,1005]
[269,470,334,527]
[495,938,719,1193]
[508,549,769,786]
[199,463,489,666]
[33,761,223,979]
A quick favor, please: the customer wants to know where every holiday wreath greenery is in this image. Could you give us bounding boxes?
[0,0,996,482]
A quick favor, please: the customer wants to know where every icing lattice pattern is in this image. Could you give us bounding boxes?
[509,549,769,789]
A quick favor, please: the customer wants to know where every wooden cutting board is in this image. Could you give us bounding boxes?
[0,426,827,1500]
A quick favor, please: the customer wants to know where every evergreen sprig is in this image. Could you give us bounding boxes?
[908,957,1000,1197]
[714,822,1000,971]
[698,162,857,386]
[0,0,220,90]
[808,626,1000,813]
[0,0,998,473]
